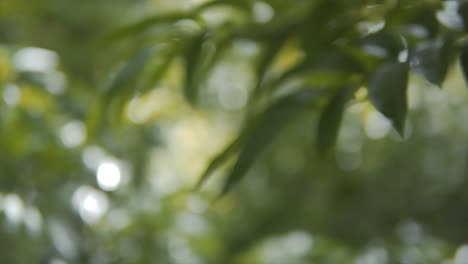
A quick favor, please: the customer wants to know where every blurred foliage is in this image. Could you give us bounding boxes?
[3,0,468,263]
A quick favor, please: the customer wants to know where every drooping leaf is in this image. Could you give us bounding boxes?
[103,13,192,42]
[459,43,468,86]
[368,61,409,135]
[317,85,356,157]
[251,37,289,99]
[87,47,155,134]
[458,1,468,31]
[195,133,245,190]
[411,36,454,87]
[219,88,324,196]
[184,33,206,104]
[106,47,156,99]
[360,30,405,59]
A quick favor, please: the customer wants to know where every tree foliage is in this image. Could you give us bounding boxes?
[2,0,468,263]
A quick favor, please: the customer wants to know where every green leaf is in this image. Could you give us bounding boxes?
[459,43,468,86]
[106,47,156,98]
[195,134,245,190]
[252,38,288,99]
[368,61,409,135]
[103,13,191,42]
[317,85,356,157]
[360,31,405,59]
[219,88,324,196]
[411,37,454,87]
[184,33,206,104]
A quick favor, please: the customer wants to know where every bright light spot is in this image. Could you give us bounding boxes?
[357,21,385,35]
[97,162,122,191]
[253,2,274,23]
[72,186,109,224]
[49,258,68,264]
[60,120,86,148]
[365,111,391,139]
[283,231,313,257]
[174,19,202,34]
[48,220,77,259]
[234,40,259,56]
[176,212,209,236]
[168,235,202,264]
[367,21,385,34]
[150,163,181,197]
[13,47,59,72]
[44,71,66,94]
[405,25,429,38]
[218,84,248,110]
[260,231,313,264]
[398,49,408,63]
[355,247,388,264]
[455,245,468,264]
[24,207,43,234]
[437,1,463,30]
[397,221,423,245]
[107,209,130,230]
[3,84,20,106]
[362,44,388,58]
[82,146,107,170]
[3,194,24,224]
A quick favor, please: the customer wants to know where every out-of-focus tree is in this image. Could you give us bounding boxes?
[2,0,468,263]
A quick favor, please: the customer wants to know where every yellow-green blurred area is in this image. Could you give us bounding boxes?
[3,0,468,263]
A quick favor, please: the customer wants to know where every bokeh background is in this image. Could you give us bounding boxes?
[2,0,468,263]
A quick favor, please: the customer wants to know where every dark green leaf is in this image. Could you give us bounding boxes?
[360,31,405,59]
[184,33,206,104]
[411,37,454,86]
[195,134,244,190]
[103,13,191,42]
[317,85,356,157]
[368,61,409,135]
[106,47,156,98]
[252,38,288,99]
[459,1,468,31]
[220,88,324,196]
[459,43,468,86]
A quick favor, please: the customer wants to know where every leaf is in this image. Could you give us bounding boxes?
[219,88,324,196]
[106,47,156,99]
[459,43,468,86]
[252,38,288,99]
[411,37,454,87]
[195,134,245,190]
[360,31,405,59]
[368,61,409,135]
[102,13,191,42]
[184,33,206,104]
[317,85,356,157]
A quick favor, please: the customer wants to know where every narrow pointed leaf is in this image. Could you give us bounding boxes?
[252,38,288,99]
[219,89,323,196]
[106,47,156,98]
[411,37,454,86]
[195,134,244,190]
[459,44,468,86]
[317,85,356,157]
[368,61,409,135]
[184,33,205,104]
[103,13,190,42]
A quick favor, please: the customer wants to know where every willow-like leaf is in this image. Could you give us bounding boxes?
[317,85,356,157]
[219,88,324,196]
[184,33,206,104]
